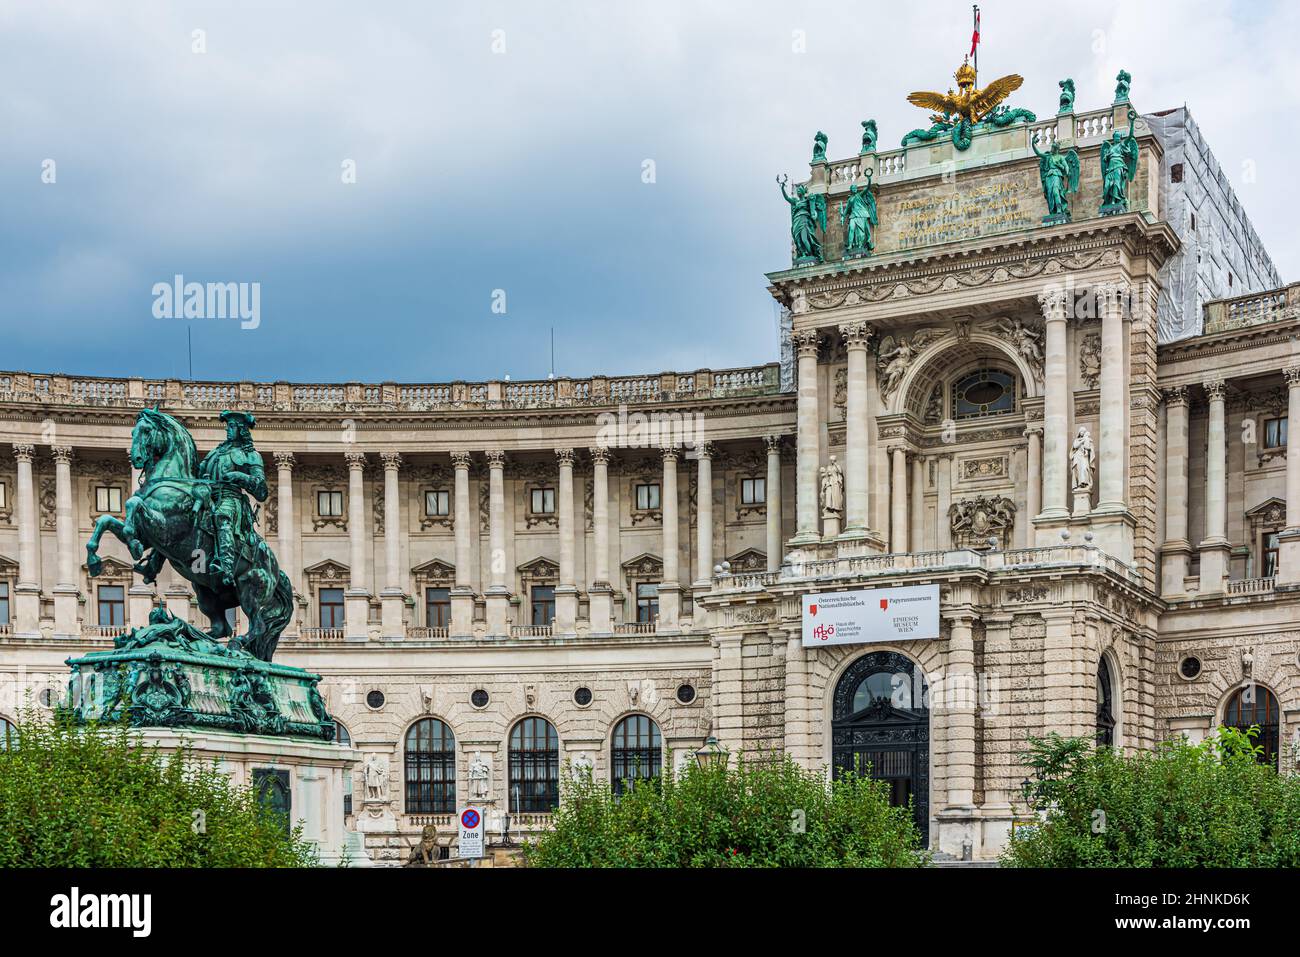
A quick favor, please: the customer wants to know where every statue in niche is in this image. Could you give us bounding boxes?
[1032,137,1080,222]
[1079,333,1101,388]
[811,130,828,163]
[469,751,491,800]
[1058,78,1075,114]
[876,329,946,400]
[1070,427,1096,491]
[777,175,827,264]
[364,753,388,801]
[819,455,844,517]
[1114,69,1131,103]
[839,172,878,256]
[1099,110,1139,214]
[571,752,594,780]
[860,119,878,153]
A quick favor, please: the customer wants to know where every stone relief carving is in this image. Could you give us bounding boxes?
[990,317,1044,382]
[949,494,1016,550]
[1079,331,1101,388]
[833,367,847,420]
[959,456,1007,482]
[876,329,947,401]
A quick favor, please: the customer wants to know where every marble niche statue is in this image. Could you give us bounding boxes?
[1070,427,1096,491]
[364,753,388,801]
[571,752,595,780]
[469,751,491,800]
[820,455,844,517]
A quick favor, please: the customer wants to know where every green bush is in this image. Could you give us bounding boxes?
[0,712,318,867]
[1004,728,1300,867]
[524,754,926,867]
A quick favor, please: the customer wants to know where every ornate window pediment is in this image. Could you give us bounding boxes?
[517,556,559,586]
[303,558,350,588]
[1246,497,1287,530]
[80,555,133,585]
[411,558,456,588]
[724,548,767,574]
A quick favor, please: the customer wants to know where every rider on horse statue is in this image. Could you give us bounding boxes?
[198,410,268,587]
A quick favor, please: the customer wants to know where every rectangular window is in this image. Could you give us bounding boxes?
[97,585,125,627]
[531,585,555,626]
[424,489,450,516]
[319,587,345,629]
[1264,416,1288,450]
[1265,532,1281,578]
[425,587,451,628]
[95,486,122,513]
[0,582,9,626]
[317,490,344,517]
[634,482,660,510]
[740,477,766,505]
[0,481,6,510]
[636,582,659,623]
[530,487,555,514]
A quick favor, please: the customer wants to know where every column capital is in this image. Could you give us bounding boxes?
[1285,366,1300,388]
[793,328,821,358]
[51,446,74,464]
[450,450,472,469]
[838,321,872,350]
[380,451,402,471]
[273,451,296,470]
[1022,426,1044,439]
[1094,281,1133,314]
[588,446,612,465]
[485,449,507,469]
[765,433,787,454]
[344,450,367,470]
[1202,379,1227,402]
[660,446,680,464]
[555,447,576,467]
[693,441,714,461]
[1036,287,1070,321]
[13,443,34,463]
[1161,385,1190,407]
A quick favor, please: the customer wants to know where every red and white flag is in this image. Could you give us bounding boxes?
[970,7,981,58]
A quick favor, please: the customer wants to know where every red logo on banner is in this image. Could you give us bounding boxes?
[809,604,817,616]
[880,599,889,611]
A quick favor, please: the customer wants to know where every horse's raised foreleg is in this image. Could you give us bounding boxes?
[86,514,129,577]
[121,496,146,559]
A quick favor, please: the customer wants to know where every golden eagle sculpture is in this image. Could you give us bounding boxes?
[902,57,1035,151]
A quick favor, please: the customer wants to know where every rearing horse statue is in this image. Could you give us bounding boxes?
[85,407,294,662]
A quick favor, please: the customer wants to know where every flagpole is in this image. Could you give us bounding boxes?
[973,5,979,77]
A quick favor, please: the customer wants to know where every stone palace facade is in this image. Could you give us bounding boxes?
[2,72,1298,861]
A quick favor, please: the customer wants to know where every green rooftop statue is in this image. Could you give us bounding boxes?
[860,119,878,153]
[1114,69,1131,104]
[1099,109,1139,215]
[778,174,827,264]
[840,172,878,256]
[1058,78,1075,114]
[1032,136,1080,223]
[86,407,293,662]
[811,130,828,164]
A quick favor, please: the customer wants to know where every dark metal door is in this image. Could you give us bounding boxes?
[831,651,930,846]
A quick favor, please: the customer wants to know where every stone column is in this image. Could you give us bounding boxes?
[1037,291,1070,525]
[693,443,714,589]
[555,448,577,635]
[783,631,811,766]
[936,453,953,549]
[52,446,79,635]
[1095,285,1129,513]
[909,453,926,553]
[1199,379,1230,593]
[273,452,296,589]
[12,444,39,633]
[450,451,475,636]
[484,450,509,637]
[1278,369,1300,585]
[588,447,613,634]
[1160,388,1192,595]
[380,452,404,638]
[889,446,909,553]
[944,614,977,809]
[659,447,681,629]
[1024,427,1042,535]
[765,435,783,572]
[711,633,744,755]
[344,451,369,640]
[840,321,872,539]
[791,329,822,545]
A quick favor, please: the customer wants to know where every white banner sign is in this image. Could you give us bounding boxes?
[801,584,940,648]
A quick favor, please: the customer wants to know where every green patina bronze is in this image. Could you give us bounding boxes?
[859,119,877,154]
[71,408,333,740]
[901,105,1035,150]
[1033,137,1081,223]
[839,172,878,257]
[1099,109,1139,215]
[1058,78,1075,114]
[1114,69,1131,104]
[778,174,827,264]
[811,130,828,164]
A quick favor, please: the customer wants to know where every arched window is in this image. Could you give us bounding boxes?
[1223,685,1280,767]
[952,368,1016,419]
[405,718,456,814]
[335,722,353,818]
[0,715,14,750]
[1096,659,1116,747]
[611,714,662,795]
[509,717,559,813]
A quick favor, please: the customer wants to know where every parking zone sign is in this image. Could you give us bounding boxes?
[459,807,484,858]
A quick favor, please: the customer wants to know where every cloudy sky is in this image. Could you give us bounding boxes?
[2,0,1294,384]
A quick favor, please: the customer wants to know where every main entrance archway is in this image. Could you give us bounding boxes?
[831,651,930,844]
